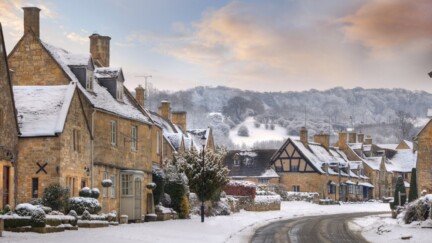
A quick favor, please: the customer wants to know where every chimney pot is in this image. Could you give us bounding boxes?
[23,7,41,38]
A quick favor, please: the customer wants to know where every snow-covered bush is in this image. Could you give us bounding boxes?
[68,197,101,215]
[79,187,92,197]
[81,209,91,221]
[152,166,166,205]
[15,203,38,216]
[224,180,256,199]
[212,198,231,216]
[30,208,46,228]
[237,125,249,137]
[68,210,78,218]
[161,193,172,208]
[2,204,11,214]
[399,194,432,224]
[42,184,69,212]
[91,188,100,199]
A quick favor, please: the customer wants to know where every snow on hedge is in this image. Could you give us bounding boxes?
[254,195,281,205]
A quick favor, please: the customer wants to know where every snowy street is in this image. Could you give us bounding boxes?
[2,201,390,243]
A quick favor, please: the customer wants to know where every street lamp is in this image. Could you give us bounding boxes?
[201,134,206,223]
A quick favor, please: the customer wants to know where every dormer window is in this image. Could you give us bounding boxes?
[86,68,93,90]
[116,81,123,100]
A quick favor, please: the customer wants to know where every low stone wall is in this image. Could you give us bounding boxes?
[245,202,280,211]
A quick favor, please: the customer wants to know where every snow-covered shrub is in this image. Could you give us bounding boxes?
[79,187,92,197]
[164,178,188,219]
[237,125,249,137]
[15,203,38,216]
[68,209,78,218]
[161,193,172,207]
[399,194,432,224]
[81,209,91,221]
[2,204,11,214]
[273,184,288,201]
[68,197,101,215]
[212,198,231,216]
[91,188,100,199]
[101,179,113,188]
[224,180,256,199]
[30,208,46,228]
[42,184,70,212]
[29,198,43,206]
[153,166,166,205]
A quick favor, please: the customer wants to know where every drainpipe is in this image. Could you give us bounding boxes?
[91,110,96,187]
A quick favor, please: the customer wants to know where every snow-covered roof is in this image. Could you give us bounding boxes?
[377,144,398,150]
[149,112,179,134]
[14,83,75,137]
[224,149,278,178]
[402,140,413,150]
[363,144,372,152]
[362,157,382,171]
[348,143,362,150]
[386,149,417,173]
[94,67,122,79]
[359,182,374,188]
[166,133,183,150]
[187,128,211,151]
[42,41,150,124]
[42,42,90,66]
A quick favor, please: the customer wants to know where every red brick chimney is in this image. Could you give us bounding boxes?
[23,7,41,38]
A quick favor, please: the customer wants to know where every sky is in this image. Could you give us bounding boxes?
[1,0,432,92]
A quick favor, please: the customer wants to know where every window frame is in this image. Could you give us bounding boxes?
[103,172,108,198]
[86,68,93,90]
[32,178,39,198]
[110,175,116,198]
[116,81,123,100]
[111,120,117,146]
[131,126,137,151]
[121,174,133,196]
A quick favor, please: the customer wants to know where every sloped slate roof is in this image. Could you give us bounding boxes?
[42,41,150,124]
[165,133,183,150]
[187,128,210,151]
[362,157,382,170]
[224,149,278,178]
[386,149,417,173]
[377,144,398,150]
[14,83,75,137]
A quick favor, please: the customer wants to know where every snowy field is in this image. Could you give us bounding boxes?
[3,201,389,243]
[350,214,432,243]
[229,117,287,147]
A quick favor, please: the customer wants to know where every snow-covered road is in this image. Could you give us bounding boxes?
[2,201,390,243]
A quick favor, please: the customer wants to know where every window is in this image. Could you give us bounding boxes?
[73,129,80,152]
[258,178,269,184]
[121,174,133,196]
[348,184,354,194]
[81,179,87,189]
[86,69,93,90]
[111,121,117,145]
[116,81,123,100]
[328,184,336,194]
[292,185,300,192]
[110,175,116,198]
[103,172,108,198]
[131,126,137,151]
[234,158,240,166]
[156,131,160,154]
[32,178,38,198]
[290,164,299,172]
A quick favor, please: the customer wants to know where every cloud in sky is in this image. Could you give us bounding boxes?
[66,32,88,45]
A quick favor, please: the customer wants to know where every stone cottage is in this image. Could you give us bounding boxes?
[0,23,20,209]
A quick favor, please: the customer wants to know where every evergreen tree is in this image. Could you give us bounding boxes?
[174,148,229,201]
[408,168,418,202]
[394,176,407,207]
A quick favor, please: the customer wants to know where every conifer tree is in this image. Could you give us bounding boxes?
[394,176,406,207]
[408,168,418,202]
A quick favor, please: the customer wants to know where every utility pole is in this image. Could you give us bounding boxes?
[135,75,152,106]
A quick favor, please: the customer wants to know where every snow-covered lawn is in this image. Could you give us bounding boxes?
[229,117,286,147]
[350,214,432,243]
[2,201,389,243]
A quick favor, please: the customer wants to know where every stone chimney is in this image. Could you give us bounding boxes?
[135,85,145,107]
[314,132,330,150]
[364,135,373,145]
[159,100,171,120]
[300,127,308,145]
[348,132,357,143]
[23,7,41,38]
[358,132,364,143]
[172,111,187,132]
[89,33,111,67]
[337,132,348,149]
